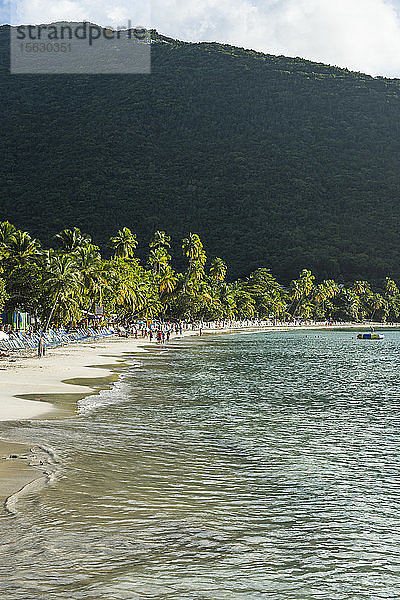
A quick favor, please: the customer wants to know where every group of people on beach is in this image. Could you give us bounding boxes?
[0,318,305,360]
[117,322,186,343]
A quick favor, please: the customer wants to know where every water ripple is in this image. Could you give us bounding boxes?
[0,330,399,598]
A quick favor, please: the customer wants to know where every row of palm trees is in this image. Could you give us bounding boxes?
[0,221,399,329]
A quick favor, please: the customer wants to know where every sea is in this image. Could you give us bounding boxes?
[0,329,399,599]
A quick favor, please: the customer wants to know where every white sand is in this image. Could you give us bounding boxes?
[0,336,151,421]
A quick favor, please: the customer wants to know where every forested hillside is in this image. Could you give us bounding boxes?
[1,24,400,283]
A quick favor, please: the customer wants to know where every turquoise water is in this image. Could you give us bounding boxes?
[0,330,400,599]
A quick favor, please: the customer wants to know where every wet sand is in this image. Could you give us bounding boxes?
[0,440,42,508]
[0,335,154,507]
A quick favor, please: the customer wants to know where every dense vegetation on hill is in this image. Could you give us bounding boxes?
[1,24,400,284]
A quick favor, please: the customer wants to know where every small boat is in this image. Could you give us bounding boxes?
[357,333,384,340]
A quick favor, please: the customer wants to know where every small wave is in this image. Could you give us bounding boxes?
[77,378,132,416]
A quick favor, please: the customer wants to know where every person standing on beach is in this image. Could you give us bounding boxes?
[38,334,46,358]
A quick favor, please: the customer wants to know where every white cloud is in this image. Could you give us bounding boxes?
[8,0,400,76]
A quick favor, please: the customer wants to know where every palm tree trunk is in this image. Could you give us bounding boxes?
[292,294,304,319]
[45,290,60,331]
[184,256,193,289]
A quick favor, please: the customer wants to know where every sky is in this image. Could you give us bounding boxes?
[3,0,400,77]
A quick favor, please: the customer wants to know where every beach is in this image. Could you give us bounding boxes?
[0,336,148,506]
[0,322,396,422]
[0,322,396,507]
[0,336,151,421]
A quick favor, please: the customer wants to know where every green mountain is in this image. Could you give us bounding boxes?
[1,24,400,282]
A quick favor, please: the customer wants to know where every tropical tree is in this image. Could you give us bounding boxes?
[0,278,8,314]
[219,283,237,319]
[102,258,152,320]
[6,230,41,269]
[150,230,171,249]
[210,257,227,282]
[385,277,399,298]
[0,221,16,248]
[148,247,171,276]
[158,268,178,297]
[352,280,369,296]
[289,269,315,318]
[233,288,256,318]
[44,254,82,330]
[110,227,138,259]
[384,277,400,321]
[182,233,205,286]
[54,227,91,253]
[245,268,284,318]
[312,279,339,319]
[4,263,45,323]
[0,220,399,329]
[73,244,108,311]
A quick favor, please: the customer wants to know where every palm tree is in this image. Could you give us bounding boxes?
[110,227,138,259]
[384,277,400,322]
[0,221,16,248]
[182,233,203,267]
[182,234,206,290]
[312,279,339,318]
[54,227,91,252]
[351,280,370,296]
[149,230,171,249]
[369,293,385,321]
[210,257,227,281]
[290,269,315,318]
[244,268,284,318]
[148,248,171,276]
[385,277,399,298]
[349,281,372,321]
[189,258,206,283]
[158,268,178,296]
[73,245,108,311]
[7,230,41,268]
[219,283,237,319]
[343,288,361,321]
[104,258,148,318]
[44,255,82,330]
[0,221,17,273]
[234,289,256,318]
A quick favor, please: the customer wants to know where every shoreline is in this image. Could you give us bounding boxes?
[0,322,397,507]
[0,322,397,423]
[0,335,154,508]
